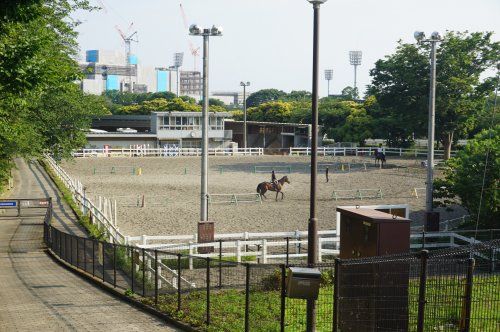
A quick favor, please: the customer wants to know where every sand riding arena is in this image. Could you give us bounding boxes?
[61,155,463,237]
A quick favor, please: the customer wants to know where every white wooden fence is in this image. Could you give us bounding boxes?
[73,147,264,158]
[45,155,126,244]
[289,146,456,158]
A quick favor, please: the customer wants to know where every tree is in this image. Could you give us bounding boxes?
[246,89,287,108]
[341,86,359,100]
[434,126,499,229]
[198,98,225,107]
[0,0,103,182]
[246,101,292,123]
[284,90,311,102]
[368,31,499,156]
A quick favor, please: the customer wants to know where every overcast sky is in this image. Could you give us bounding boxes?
[74,0,500,97]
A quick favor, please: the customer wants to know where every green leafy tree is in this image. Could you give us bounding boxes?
[246,89,287,108]
[246,101,292,123]
[341,86,359,100]
[368,31,499,156]
[0,0,103,187]
[198,98,225,107]
[434,126,499,229]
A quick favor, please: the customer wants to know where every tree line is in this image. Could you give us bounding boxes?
[0,1,106,190]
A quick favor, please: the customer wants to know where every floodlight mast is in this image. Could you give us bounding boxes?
[349,51,362,94]
[173,52,184,96]
[324,69,333,96]
[414,31,443,232]
[190,24,223,223]
[240,81,251,149]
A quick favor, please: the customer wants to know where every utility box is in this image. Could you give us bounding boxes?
[425,211,440,231]
[197,221,215,254]
[286,267,321,300]
[337,207,410,259]
[336,207,411,331]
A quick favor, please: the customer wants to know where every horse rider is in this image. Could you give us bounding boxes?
[271,170,279,190]
[376,144,385,160]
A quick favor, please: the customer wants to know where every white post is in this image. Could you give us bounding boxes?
[262,239,268,264]
[114,200,117,227]
[236,240,241,262]
[146,258,152,280]
[157,265,162,289]
[318,238,323,262]
[141,235,147,246]
[189,242,194,270]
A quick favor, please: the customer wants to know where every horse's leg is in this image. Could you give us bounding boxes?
[275,191,279,201]
[281,192,284,200]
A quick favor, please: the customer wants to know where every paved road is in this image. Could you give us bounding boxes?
[0,159,179,331]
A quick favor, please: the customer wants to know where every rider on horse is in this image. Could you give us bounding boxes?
[376,143,385,160]
[271,170,279,190]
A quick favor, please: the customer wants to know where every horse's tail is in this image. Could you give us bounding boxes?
[256,183,261,194]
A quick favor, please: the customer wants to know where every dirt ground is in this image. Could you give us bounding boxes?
[61,155,465,237]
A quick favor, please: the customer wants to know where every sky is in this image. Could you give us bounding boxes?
[74,0,500,97]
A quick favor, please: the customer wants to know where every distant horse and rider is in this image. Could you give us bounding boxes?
[375,144,386,168]
[256,170,290,201]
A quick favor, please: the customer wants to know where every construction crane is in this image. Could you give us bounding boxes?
[115,23,138,92]
[179,3,200,71]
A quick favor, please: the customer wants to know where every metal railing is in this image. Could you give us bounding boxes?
[72,147,264,158]
[289,146,456,158]
[41,197,499,332]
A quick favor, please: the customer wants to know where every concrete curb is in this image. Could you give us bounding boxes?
[45,248,198,332]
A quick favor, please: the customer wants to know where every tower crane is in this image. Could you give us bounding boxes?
[115,23,138,92]
[179,3,200,71]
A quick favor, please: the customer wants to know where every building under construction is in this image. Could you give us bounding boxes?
[79,49,202,97]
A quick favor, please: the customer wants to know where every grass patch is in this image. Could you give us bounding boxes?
[40,159,106,240]
[139,273,499,332]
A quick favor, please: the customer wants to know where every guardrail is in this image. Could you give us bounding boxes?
[0,198,52,217]
[289,146,456,158]
[72,147,264,158]
[44,155,126,244]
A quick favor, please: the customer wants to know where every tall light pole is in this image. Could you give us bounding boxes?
[190,24,223,223]
[349,51,362,96]
[173,52,184,96]
[307,1,327,331]
[240,81,250,149]
[324,69,333,96]
[414,31,442,230]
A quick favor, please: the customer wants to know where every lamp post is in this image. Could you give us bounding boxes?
[173,52,184,96]
[324,69,333,96]
[414,31,442,230]
[349,51,362,97]
[190,24,223,223]
[240,81,250,149]
[307,1,327,331]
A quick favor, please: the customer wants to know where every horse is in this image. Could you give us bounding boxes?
[375,151,386,168]
[256,176,290,201]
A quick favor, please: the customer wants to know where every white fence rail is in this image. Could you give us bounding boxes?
[73,147,264,158]
[125,229,486,269]
[44,155,126,244]
[289,146,456,158]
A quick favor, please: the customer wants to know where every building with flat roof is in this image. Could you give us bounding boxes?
[224,120,321,149]
[86,112,233,149]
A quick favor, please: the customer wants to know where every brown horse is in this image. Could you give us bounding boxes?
[256,176,290,201]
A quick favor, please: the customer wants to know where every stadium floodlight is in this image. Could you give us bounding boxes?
[324,69,333,96]
[240,81,251,149]
[173,52,184,97]
[189,24,223,224]
[413,31,444,228]
[349,51,362,95]
[173,52,184,68]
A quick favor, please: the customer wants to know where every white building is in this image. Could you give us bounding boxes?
[86,112,233,149]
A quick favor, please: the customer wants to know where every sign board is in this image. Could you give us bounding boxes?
[0,201,17,208]
[20,199,50,208]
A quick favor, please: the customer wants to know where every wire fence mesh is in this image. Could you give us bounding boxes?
[43,219,499,332]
